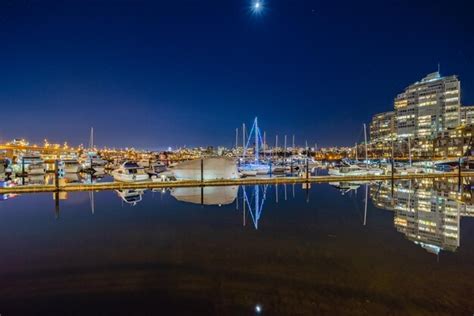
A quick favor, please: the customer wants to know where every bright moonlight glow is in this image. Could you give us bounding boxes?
[251,1,263,14]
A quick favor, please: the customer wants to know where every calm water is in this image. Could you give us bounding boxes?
[1,179,474,315]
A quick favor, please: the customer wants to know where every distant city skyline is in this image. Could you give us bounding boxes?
[1,0,473,148]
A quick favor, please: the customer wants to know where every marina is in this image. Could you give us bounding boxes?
[2,1,474,314]
[1,178,474,314]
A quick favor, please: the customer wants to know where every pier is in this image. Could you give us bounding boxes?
[2,171,473,194]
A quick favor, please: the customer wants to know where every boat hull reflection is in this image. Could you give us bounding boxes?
[171,186,238,205]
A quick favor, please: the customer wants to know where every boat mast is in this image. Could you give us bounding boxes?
[363,183,368,226]
[90,127,94,150]
[292,134,295,155]
[254,117,259,163]
[235,128,238,149]
[284,135,287,159]
[275,135,278,160]
[355,142,358,161]
[363,123,368,169]
[242,123,246,159]
[263,131,266,159]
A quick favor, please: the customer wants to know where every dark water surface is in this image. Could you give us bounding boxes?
[1,179,474,315]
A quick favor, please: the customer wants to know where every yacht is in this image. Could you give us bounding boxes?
[328,164,383,176]
[62,159,82,173]
[111,161,149,182]
[146,161,167,175]
[0,159,6,178]
[115,189,146,206]
[329,182,362,194]
[240,169,258,177]
[239,163,271,176]
[81,152,107,174]
[14,155,46,176]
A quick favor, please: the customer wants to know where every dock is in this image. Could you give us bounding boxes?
[2,171,473,194]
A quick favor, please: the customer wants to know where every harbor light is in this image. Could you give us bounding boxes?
[255,304,262,313]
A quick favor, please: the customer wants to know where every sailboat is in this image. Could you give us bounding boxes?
[80,127,107,173]
[238,117,272,176]
[329,124,383,176]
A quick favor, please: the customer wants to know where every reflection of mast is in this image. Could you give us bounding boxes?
[275,184,279,203]
[89,191,95,214]
[243,185,268,229]
[243,188,246,226]
[284,184,287,201]
[363,183,368,226]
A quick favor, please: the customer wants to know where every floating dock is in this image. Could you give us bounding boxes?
[1,171,473,194]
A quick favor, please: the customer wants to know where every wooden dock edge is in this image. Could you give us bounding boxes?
[1,171,473,194]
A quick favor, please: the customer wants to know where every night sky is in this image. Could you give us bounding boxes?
[1,0,473,149]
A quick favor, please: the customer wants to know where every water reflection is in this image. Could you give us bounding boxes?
[171,186,238,206]
[370,178,473,254]
[241,185,269,229]
[116,189,146,206]
[4,178,474,255]
[1,180,474,314]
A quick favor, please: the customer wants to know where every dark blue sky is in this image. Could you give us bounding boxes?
[1,0,473,149]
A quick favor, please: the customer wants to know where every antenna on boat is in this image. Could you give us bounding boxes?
[275,134,278,159]
[363,123,368,169]
[235,128,238,149]
[292,134,295,155]
[263,131,266,159]
[254,117,259,163]
[90,127,94,149]
[242,123,246,158]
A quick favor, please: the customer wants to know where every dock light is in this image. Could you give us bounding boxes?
[255,304,262,313]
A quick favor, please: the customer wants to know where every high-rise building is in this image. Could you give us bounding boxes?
[369,111,396,158]
[395,71,460,139]
[460,105,474,125]
[369,111,396,142]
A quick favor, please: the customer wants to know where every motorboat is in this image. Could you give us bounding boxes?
[329,182,362,194]
[64,173,81,183]
[14,155,46,176]
[239,163,271,176]
[62,159,82,173]
[146,161,167,175]
[328,164,383,176]
[240,169,258,177]
[111,161,149,182]
[115,189,146,206]
[81,152,107,173]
